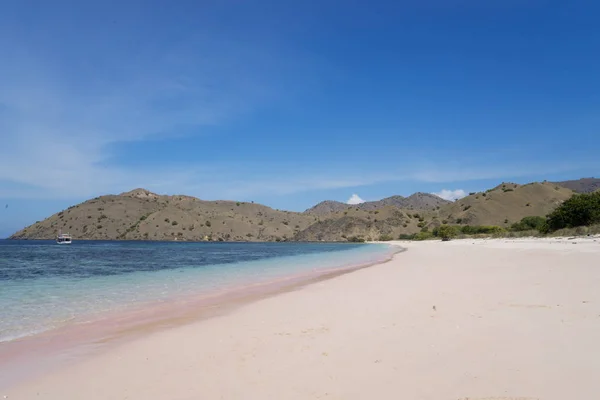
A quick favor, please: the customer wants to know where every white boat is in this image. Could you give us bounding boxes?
[56,231,72,245]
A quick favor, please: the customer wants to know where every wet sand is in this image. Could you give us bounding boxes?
[4,237,600,399]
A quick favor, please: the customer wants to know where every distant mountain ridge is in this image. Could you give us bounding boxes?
[9,179,581,242]
[553,177,600,193]
[304,193,450,216]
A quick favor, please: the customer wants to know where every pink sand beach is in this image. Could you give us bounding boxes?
[3,237,600,400]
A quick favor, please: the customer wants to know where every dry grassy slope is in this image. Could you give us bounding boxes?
[554,177,600,193]
[303,200,348,215]
[434,182,574,228]
[304,193,449,216]
[10,189,314,242]
[9,182,579,242]
[294,206,426,241]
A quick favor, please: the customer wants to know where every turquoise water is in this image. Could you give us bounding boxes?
[0,241,397,342]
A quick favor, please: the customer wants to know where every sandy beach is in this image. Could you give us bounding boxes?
[4,237,600,399]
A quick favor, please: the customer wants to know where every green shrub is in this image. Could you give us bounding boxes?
[437,225,458,241]
[511,216,545,232]
[398,233,416,240]
[171,221,178,226]
[543,192,600,232]
[347,236,366,243]
[460,225,505,235]
[205,221,212,227]
[414,231,434,241]
[378,234,394,241]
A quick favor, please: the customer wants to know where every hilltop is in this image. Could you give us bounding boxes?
[10,189,313,242]
[554,177,600,193]
[10,180,577,242]
[434,182,573,228]
[304,193,450,216]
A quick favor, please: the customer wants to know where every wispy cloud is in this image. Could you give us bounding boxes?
[433,189,467,201]
[346,194,365,204]
[0,29,595,202]
[0,31,306,199]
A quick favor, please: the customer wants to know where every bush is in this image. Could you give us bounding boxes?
[511,216,545,232]
[460,225,505,235]
[437,225,458,241]
[205,221,212,227]
[398,233,416,240]
[378,234,394,241]
[347,236,366,243]
[543,192,600,232]
[171,221,178,226]
[414,231,434,241]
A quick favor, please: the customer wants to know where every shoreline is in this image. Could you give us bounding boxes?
[5,237,600,399]
[0,244,404,390]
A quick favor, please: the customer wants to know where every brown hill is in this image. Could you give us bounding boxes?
[357,193,450,211]
[294,206,423,242]
[303,200,348,215]
[10,189,314,242]
[295,182,575,241]
[553,177,600,193]
[433,182,574,228]
[10,181,579,242]
[304,193,449,216]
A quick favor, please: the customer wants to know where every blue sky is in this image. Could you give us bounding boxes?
[1,0,599,237]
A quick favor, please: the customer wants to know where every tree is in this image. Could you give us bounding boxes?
[543,192,600,232]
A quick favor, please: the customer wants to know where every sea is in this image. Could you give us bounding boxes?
[0,240,398,344]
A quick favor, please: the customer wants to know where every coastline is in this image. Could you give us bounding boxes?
[5,237,600,399]
[0,243,403,390]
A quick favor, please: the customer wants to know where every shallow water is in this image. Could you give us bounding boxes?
[0,240,396,342]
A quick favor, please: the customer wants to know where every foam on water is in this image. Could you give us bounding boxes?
[0,241,397,342]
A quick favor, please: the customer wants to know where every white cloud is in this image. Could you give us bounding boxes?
[347,194,365,205]
[433,189,467,201]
